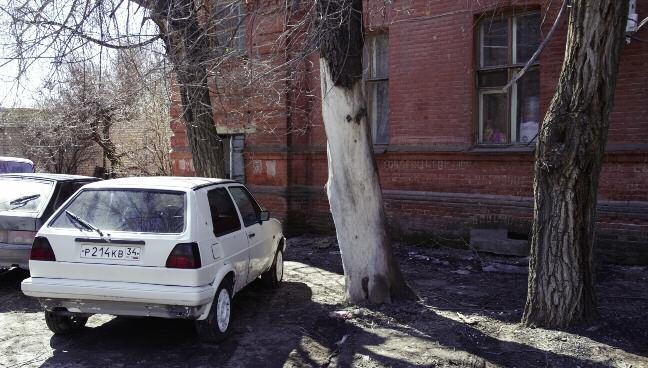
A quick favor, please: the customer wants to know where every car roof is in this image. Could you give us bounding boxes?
[0,173,99,182]
[82,176,237,191]
[0,156,34,164]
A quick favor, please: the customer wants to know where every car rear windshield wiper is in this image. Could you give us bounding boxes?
[9,194,41,209]
[65,210,104,237]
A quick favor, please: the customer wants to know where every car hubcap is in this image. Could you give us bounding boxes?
[216,289,230,332]
[276,251,283,282]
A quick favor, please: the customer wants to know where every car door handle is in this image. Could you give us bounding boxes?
[248,233,256,238]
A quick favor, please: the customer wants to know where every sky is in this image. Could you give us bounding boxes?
[0,57,49,108]
[0,0,158,108]
[0,0,59,108]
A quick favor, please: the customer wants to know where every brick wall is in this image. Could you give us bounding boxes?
[170,0,648,264]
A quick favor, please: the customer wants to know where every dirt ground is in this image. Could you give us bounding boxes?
[1,235,647,368]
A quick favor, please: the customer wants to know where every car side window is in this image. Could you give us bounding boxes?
[207,188,242,236]
[228,186,261,227]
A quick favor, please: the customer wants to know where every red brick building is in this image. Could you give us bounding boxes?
[170,0,648,264]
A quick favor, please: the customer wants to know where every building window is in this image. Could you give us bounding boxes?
[365,34,389,144]
[477,12,540,145]
[214,1,246,53]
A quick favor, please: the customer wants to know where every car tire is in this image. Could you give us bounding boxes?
[196,280,233,343]
[44,311,88,334]
[261,249,283,288]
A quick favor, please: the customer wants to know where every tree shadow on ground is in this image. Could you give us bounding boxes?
[13,249,646,367]
[568,264,648,357]
[407,260,648,359]
[36,277,598,368]
[42,281,307,367]
[291,243,648,365]
[348,301,626,367]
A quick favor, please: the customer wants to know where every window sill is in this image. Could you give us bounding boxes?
[372,144,389,154]
[468,144,536,154]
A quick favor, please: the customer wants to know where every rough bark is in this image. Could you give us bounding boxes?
[318,0,412,303]
[150,0,225,178]
[522,0,629,328]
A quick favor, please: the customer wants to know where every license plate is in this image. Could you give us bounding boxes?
[80,245,141,261]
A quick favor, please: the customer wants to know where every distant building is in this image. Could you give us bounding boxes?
[169,1,648,264]
[0,108,34,157]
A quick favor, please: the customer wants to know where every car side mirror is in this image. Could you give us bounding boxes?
[258,210,270,223]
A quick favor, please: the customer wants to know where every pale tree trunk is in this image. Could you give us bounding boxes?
[149,0,225,178]
[318,0,412,303]
[522,0,629,328]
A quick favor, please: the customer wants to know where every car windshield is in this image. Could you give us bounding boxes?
[50,189,186,234]
[0,161,34,173]
[0,179,54,213]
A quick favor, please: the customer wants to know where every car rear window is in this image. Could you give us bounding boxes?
[0,178,54,213]
[50,189,186,234]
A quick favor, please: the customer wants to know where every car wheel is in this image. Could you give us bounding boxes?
[196,280,233,343]
[261,249,283,288]
[44,311,88,334]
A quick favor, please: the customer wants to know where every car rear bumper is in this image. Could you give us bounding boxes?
[0,243,30,269]
[22,277,214,319]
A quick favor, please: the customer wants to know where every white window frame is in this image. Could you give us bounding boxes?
[479,20,509,69]
[365,33,389,145]
[477,11,539,145]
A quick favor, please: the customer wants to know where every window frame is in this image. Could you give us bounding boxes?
[478,88,511,144]
[476,10,540,146]
[213,0,246,54]
[227,185,262,228]
[206,187,242,237]
[364,32,389,145]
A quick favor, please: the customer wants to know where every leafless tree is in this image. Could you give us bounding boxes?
[18,48,173,176]
[108,48,174,176]
[19,108,98,174]
[522,0,630,328]
[313,0,413,303]
[11,0,631,316]
[1,0,207,177]
[3,0,315,176]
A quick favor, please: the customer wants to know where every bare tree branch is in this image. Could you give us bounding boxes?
[501,0,568,92]
[21,19,160,49]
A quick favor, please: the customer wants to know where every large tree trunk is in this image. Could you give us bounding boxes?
[318,0,412,303]
[522,0,628,328]
[150,0,225,178]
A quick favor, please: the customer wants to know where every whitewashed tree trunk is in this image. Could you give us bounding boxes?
[319,60,410,303]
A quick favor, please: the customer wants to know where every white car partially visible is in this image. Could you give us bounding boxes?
[21,177,285,342]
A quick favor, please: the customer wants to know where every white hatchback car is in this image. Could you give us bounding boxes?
[21,177,285,342]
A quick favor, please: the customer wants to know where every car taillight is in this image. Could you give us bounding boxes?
[31,236,56,261]
[8,230,37,245]
[166,242,201,269]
